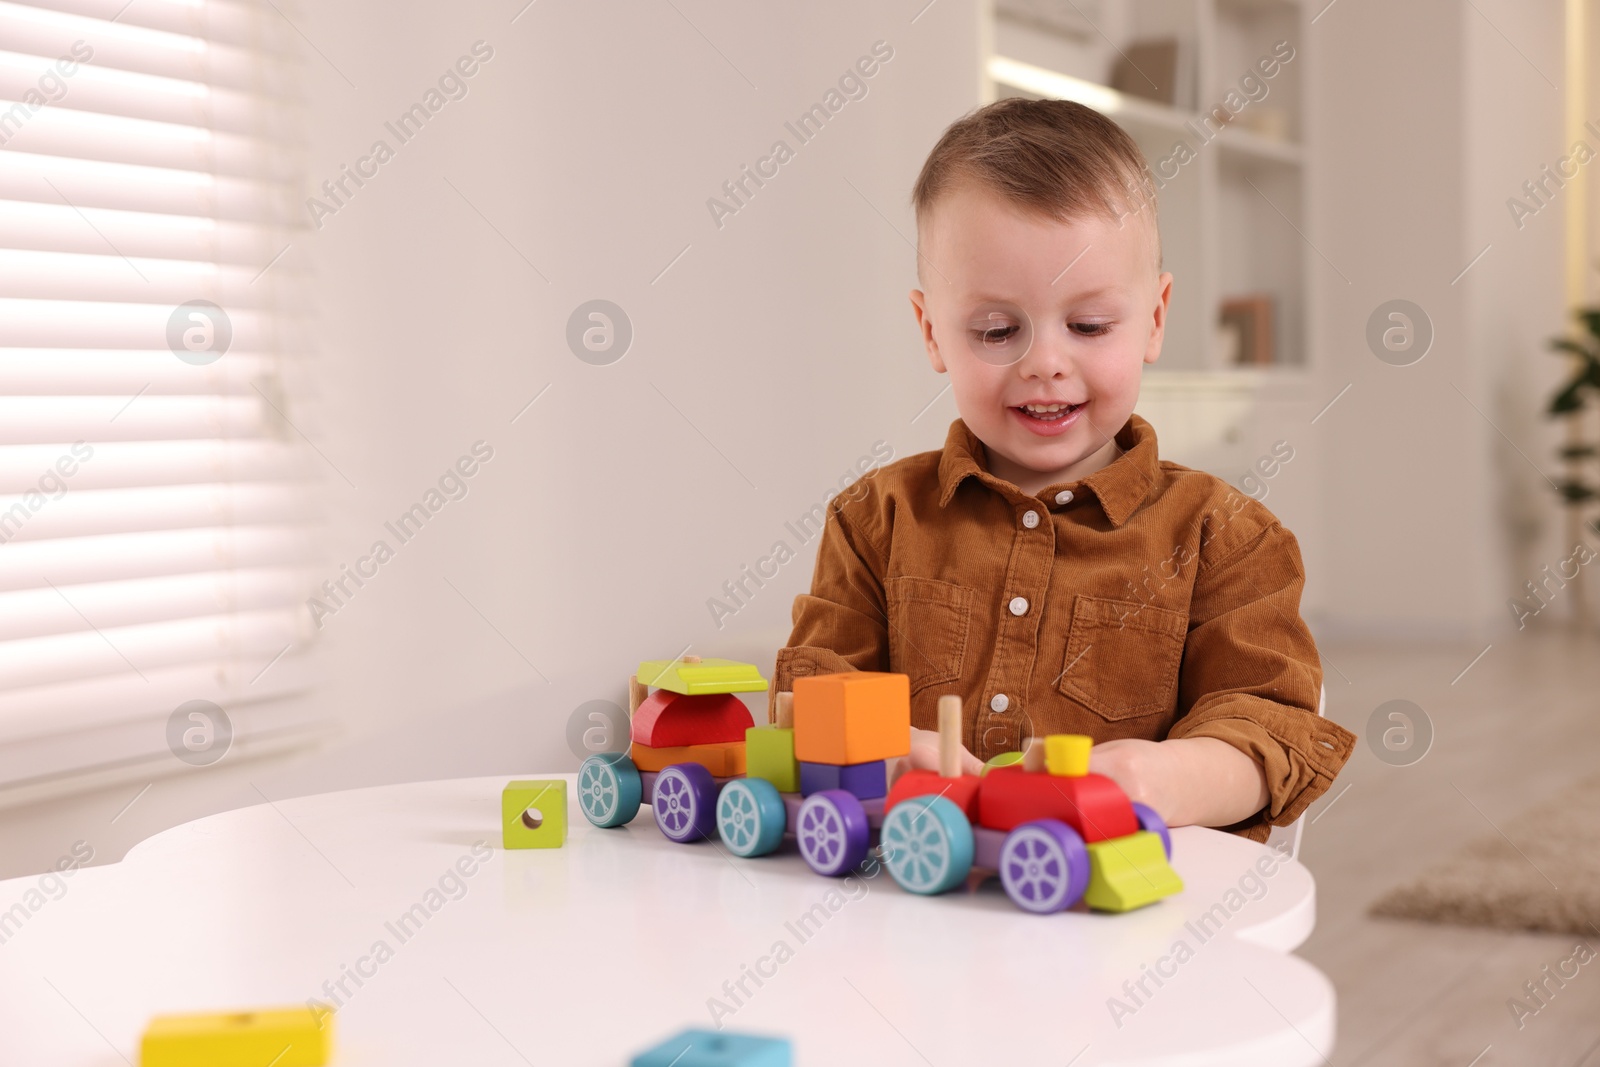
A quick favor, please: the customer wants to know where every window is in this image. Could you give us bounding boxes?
[0,0,317,800]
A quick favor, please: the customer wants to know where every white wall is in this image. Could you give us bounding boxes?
[1304,0,1566,641]
[283,0,983,783]
[1463,0,1581,628]
[0,0,985,878]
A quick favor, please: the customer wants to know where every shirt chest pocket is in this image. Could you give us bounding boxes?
[1057,594,1188,721]
[885,575,973,696]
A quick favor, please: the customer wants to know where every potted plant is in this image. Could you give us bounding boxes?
[1547,309,1600,626]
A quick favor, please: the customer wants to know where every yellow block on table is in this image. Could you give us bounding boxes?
[141,1006,331,1067]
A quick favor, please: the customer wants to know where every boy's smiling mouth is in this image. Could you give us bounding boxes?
[1010,399,1086,436]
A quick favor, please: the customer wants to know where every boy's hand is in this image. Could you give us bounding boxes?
[888,726,984,785]
[1090,736,1270,829]
[1088,738,1173,816]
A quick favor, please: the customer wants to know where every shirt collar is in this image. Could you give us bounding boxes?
[936,412,1159,528]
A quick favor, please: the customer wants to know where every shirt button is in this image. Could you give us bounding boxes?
[990,693,1009,712]
[1008,596,1028,616]
[1055,490,1074,505]
[1022,509,1040,529]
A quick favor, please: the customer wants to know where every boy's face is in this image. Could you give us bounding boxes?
[909,182,1172,492]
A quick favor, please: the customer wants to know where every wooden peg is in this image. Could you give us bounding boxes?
[681,654,702,664]
[628,674,646,715]
[1023,737,1046,773]
[774,690,795,729]
[938,694,962,778]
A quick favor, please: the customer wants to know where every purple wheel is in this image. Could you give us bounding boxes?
[652,763,718,843]
[1131,802,1172,860]
[999,818,1090,914]
[795,790,870,876]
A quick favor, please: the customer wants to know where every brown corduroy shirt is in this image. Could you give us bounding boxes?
[770,413,1356,841]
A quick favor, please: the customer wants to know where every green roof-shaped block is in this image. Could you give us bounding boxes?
[1083,831,1184,912]
[636,657,767,695]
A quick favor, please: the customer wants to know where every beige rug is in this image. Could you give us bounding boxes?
[1369,774,1600,937]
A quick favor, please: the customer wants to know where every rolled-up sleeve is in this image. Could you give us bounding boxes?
[1167,517,1357,840]
[768,498,892,715]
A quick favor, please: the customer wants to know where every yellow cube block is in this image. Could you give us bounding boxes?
[141,1006,332,1067]
[1045,734,1092,777]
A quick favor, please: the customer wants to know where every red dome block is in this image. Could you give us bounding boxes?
[630,689,753,748]
[884,769,982,822]
[976,767,1138,842]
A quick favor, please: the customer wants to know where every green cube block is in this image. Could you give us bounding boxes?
[501,780,567,849]
[1083,831,1183,912]
[745,726,798,793]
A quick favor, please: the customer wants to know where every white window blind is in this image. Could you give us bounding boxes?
[0,0,319,798]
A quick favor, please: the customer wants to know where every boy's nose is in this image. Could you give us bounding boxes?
[1016,326,1075,379]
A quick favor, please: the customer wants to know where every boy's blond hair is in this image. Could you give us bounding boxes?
[911,97,1161,271]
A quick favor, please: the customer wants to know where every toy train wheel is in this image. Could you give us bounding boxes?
[716,778,786,857]
[577,752,641,828]
[795,790,870,876]
[879,795,973,895]
[653,763,718,843]
[999,819,1090,915]
[1130,802,1173,860]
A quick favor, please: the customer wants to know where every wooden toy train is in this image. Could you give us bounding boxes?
[577,657,1182,913]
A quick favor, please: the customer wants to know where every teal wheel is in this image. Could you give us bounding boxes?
[577,752,641,828]
[716,778,786,857]
[879,795,974,895]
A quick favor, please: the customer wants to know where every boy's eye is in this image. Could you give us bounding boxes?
[1070,322,1113,337]
[973,324,1021,344]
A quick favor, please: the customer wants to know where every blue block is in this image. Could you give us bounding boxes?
[631,1028,791,1067]
[799,760,838,797]
[799,759,886,799]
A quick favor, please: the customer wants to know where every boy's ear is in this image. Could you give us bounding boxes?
[1143,272,1174,366]
[909,288,948,374]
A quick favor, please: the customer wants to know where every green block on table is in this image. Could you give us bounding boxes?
[745,726,798,793]
[636,657,768,695]
[501,780,567,849]
[1083,831,1183,911]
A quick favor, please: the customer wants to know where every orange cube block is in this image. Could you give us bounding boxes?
[792,672,910,765]
[629,740,746,777]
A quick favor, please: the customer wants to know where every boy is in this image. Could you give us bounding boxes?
[769,98,1353,841]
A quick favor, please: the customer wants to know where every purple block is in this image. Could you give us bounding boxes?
[799,760,885,800]
[798,761,839,797]
[838,759,886,799]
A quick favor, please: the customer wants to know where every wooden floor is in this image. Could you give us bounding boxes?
[1303,629,1600,1066]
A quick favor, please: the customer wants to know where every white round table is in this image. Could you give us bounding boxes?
[0,774,1334,1065]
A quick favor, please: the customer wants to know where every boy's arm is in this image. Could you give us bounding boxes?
[1090,736,1268,828]
[768,500,891,714]
[1112,517,1355,837]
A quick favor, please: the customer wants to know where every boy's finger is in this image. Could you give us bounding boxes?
[886,755,910,785]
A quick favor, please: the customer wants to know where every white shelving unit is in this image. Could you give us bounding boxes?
[984,0,1311,379]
